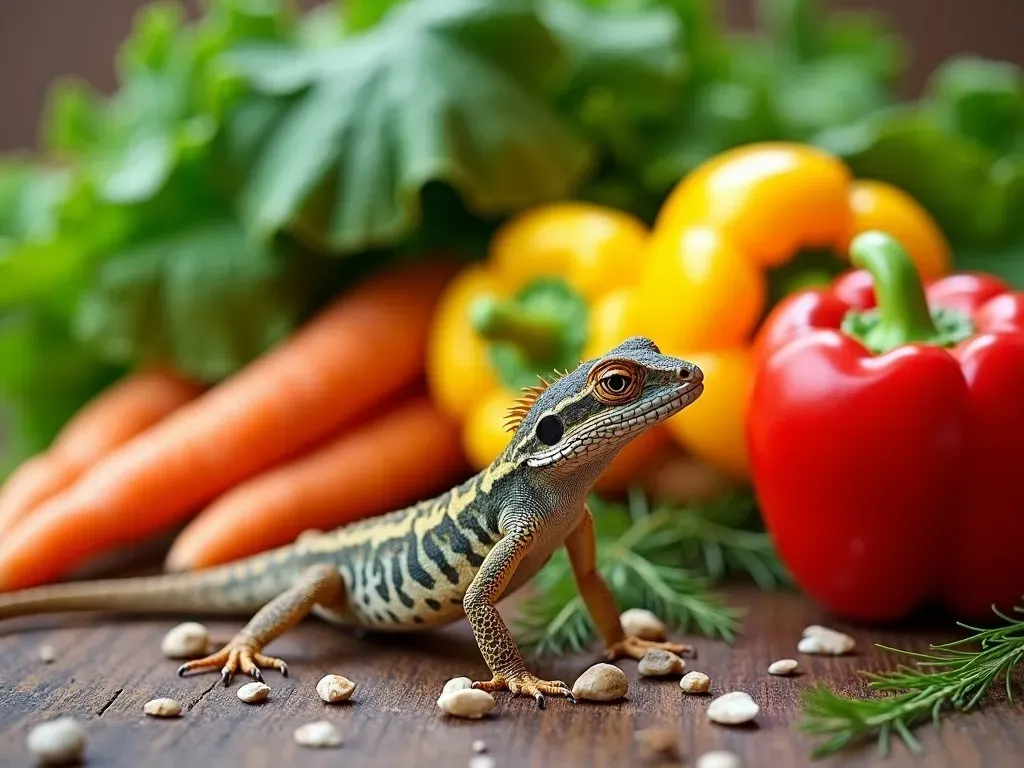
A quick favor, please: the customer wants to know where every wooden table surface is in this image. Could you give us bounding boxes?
[1,584,1021,768]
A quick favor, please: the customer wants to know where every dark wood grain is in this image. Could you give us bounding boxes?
[1,585,1021,768]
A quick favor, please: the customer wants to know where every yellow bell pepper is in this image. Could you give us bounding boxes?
[426,202,668,479]
[634,142,952,479]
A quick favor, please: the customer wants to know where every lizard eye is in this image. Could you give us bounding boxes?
[605,373,629,393]
[536,414,564,446]
[590,360,644,404]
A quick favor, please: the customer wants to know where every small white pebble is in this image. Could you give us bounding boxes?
[768,658,799,676]
[38,644,56,664]
[637,648,686,678]
[27,717,85,765]
[469,757,495,768]
[293,720,343,748]
[797,635,824,654]
[471,739,487,753]
[143,697,183,718]
[619,608,667,640]
[160,622,209,659]
[237,681,271,704]
[634,728,681,761]
[316,674,356,703]
[679,671,711,694]
[572,663,628,701]
[707,691,759,725]
[697,750,743,768]
[799,624,855,655]
[437,688,495,719]
[438,676,474,704]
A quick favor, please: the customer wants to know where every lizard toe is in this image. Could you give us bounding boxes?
[477,672,576,707]
[605,636,694,661]
[176,636,288,687]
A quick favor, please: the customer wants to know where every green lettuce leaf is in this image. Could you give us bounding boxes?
[816,106,1024,250]
[541,0,686,124]
[771,54,890,140]
[41,0,296,206]
[0,310,123,475]
[924,56,1024,156]
[233,0,592,254]
[0,164,132,312]
[73,219,319,381]
[634,34,779,194]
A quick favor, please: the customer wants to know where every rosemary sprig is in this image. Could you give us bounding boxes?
[513,489,789,657]
[799,604,1024,758]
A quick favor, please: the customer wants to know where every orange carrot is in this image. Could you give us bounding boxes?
[0,259,458,590]
[0,366,203,537]
[165,391,470,570]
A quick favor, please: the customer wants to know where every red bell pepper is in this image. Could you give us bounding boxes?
[747,230,1024,622]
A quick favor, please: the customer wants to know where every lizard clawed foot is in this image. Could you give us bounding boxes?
[176,634,288,686]
[604,636,694,662]
[473,672,576,709]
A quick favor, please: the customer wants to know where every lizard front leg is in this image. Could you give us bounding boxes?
[178,564,345,685]
[465,525,575,708]
[565,504,693,661]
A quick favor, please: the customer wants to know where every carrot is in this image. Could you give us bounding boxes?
[0,366,203,537]
[165,391,470,570]
[0,259,458,590]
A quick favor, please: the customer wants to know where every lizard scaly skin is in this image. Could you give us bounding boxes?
[0,336,704,707]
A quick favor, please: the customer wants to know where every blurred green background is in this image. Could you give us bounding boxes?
[3,0,1023,153]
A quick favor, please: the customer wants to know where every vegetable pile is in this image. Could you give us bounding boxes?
[4,0,1023,474]
[1,0,1024,757]
[0,260,469,588]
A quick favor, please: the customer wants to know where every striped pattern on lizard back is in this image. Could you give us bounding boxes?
[299,467,510,631]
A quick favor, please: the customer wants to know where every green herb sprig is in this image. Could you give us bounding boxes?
[513,489,789,657]
[799,604,1024,758]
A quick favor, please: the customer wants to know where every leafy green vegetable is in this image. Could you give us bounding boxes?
[2,0,1022,469]
[817,110,1004,242]
[0,310,123,473]
[817,107,1024,253]
[234,0,592,253]
[342,0,408,33]
[73,220,320,381]
[43,0,295,206]
[926,56,1024,156]
[541,0,686,126]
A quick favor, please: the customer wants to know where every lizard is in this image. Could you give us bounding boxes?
[0,336,704,708]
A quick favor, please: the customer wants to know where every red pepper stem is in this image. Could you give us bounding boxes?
[849,230,941,349]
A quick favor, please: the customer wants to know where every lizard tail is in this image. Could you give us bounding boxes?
[0,550,293,621]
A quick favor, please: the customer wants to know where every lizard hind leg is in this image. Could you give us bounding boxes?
[566,506,693,663]
[177,564,345,686]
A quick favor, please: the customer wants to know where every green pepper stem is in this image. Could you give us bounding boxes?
[849,230,941,349]
[470,295,560,362]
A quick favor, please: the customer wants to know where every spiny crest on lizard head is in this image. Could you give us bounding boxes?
[502,336,669,433]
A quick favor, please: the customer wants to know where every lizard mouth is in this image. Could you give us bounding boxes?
[614,380,704,434]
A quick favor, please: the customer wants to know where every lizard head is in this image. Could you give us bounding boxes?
[502,336,704,484]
